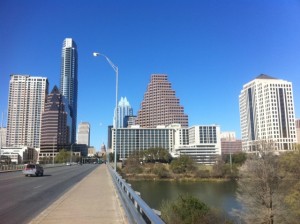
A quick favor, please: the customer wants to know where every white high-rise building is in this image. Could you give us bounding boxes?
[296,119,300,144]
[114,97,133,128]
[77,122,90,146]
[6,75,48,148]
[239,74,297,151]
[60,38,78,144]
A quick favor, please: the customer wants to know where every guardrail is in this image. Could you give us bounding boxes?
[0,163,66,172]
[108,165,165,224]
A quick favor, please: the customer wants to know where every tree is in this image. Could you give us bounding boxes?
[143,147,172,163]
[160,194,229,224]
[233,142,288,224]
[55,149,71,163]
[170,155,196,174]
[279,146,300,222]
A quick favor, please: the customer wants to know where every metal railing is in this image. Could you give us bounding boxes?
[108,165,165,224]
[0,163,66,172]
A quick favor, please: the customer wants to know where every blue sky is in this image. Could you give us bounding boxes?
[1,0,300,150]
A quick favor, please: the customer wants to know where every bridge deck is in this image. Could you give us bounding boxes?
[30,164,128,224]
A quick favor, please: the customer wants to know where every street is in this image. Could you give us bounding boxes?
[0,164,98,224]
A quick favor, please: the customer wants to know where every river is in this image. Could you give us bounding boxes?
[129,180,241,219]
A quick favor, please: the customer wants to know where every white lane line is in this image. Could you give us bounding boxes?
[34,185,42,189]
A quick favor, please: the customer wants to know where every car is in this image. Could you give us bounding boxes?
[23,164,44,177]
[66,162,71,166]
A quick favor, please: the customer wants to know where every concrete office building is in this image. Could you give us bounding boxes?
[239,74,297,151]
[112,124,221,164]
[112,125,174,160]
[296,119,300,143]
[40,86,71,153]
[114,97,133,128]
[136,74,188,128]
[77,122,90,146]
[60,38,78,144]
[6,75,48,148]
[177,125,221,164]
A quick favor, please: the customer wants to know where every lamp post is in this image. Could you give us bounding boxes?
[93,52,118,171]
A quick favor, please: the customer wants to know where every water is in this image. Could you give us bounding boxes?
[129,180,241,218]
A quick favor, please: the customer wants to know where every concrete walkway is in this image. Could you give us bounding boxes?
[30,164,128,224]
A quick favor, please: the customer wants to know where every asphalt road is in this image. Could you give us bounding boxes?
[0,164,99,224]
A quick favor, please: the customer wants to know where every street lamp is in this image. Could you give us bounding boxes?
[93,52,118,171]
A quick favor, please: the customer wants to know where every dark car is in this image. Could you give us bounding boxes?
[23,164,44,177]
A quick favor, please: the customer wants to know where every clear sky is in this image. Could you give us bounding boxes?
[1,0,300,150]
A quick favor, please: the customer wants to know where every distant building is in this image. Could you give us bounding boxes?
[136,74,188,128]
[296,119,300,144]
[114,97,133,128]
[107,125,113,150]
[0,127,6,148]
[177,125,221,164]
[239,74,297,151]
[77,122,90,146]
[100,143,106,154]
[60,38,78,144]
[0,146,38,164]
[88,147,96,157]
[124,115,137,128]
[112,124,221,164]
[40,86,71,153]
[220,132,242,155]
[220,132,236,141]
[6,75,48,148]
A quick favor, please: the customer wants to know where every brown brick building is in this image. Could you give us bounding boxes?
[136,74,188,128]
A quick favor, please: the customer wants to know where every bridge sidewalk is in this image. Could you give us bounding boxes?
[30,164,128,224]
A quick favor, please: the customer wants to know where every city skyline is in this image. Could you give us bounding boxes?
[1,1,300,149]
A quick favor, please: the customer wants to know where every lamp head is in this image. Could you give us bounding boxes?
[93,52,100,57]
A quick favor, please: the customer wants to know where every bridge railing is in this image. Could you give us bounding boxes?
[108,165,165,224]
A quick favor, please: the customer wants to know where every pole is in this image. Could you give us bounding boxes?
[70,143,74,163]
[114,68,118,171]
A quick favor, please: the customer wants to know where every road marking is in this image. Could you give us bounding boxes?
[34,185,42,189]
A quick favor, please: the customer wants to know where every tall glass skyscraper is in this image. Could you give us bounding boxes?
[60,38,78,143]
[114,97,133,128]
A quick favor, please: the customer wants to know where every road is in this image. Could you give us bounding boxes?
[0,164,99,224]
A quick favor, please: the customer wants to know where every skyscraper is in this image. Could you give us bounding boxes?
[136,74,188,128]
[77,122,90,146]
[6,75,48,148]
[239,74,297,151]
[60,38,78,144]
[114,97,133,128]
[40,86,71,152]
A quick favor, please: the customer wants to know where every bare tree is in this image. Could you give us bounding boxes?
[232,141,289,224]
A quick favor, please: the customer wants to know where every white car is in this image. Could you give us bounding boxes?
[23,164,44,177]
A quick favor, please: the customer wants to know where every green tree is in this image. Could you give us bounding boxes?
[170,155,196,174]
[279,147,300,222]
[55,149,71,163]
[160,194,229,224]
